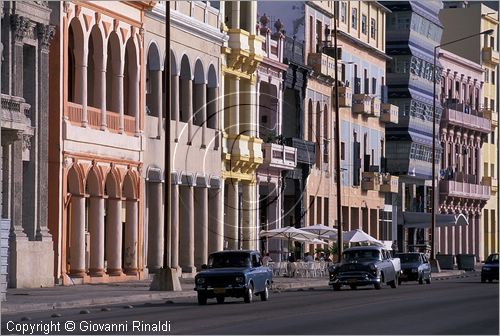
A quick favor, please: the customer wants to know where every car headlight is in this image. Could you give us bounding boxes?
[235,276,244,283]
[411,268,418,273]
[196,278,205,285]
[482,267,490,271]
[369,264,377,271]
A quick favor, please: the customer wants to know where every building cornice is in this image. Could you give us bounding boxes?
[171,9,227,45]
[337,30,391,61]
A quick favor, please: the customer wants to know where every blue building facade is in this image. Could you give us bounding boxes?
[383,1,444,251]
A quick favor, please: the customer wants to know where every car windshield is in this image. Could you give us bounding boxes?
[208,253,251,268]
[397,254,421,263]
[343,250,380,261]
[485,254,499,264]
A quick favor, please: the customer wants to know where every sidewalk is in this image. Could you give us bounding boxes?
[1,269,474,315]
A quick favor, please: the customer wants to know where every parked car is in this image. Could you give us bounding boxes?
[328,246,401,290]
[194,250,273,305]
[396,252,431,285]
[481,253,499,283]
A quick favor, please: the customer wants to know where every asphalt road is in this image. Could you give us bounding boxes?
[2,274,498,335]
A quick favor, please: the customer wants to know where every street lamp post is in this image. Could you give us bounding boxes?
[430,29,494,263]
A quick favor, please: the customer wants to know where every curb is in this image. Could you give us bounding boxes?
[1,271,475,315]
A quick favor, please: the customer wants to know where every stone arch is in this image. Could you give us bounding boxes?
[206,64,218,129]
[104,168,121,198]
[193,59,205,85]
[86,167,101,196]
[124,36,139,118]
[67,164,84,195]
[122,171,137,200]
[88,24,105,109]
[170,49,179,76]
[146,42,162,117]
[179,54,192,123]
[207,63,218,88]
[68,17,86,104]
[106,31,122,114]
[193,59,205,127]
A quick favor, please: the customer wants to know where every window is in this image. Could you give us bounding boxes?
[492,131,496,144]
[341,142,345,160]
[362,14,367,34]
[485,69,489,83]
[352,8,358,29]
[370,18,376,39]
[491,99,495,110]
[341,2,347,23]
[493,71,496,85]
[491,36,495,49]
[372,78,377,95]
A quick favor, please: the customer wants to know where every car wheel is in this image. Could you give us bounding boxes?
[216,295,225,304]
[398,278,402,286]
[349,285,357,290]
[418,274,424,285]
[481,277,486,283]
[333,285,341,291]
[488,279,493,283]
[389,278,397,288]
[374,282,381,290]
[260,283,269,301]
[197,293,207,305]
[425,276,431,284]
[244,284,254,303]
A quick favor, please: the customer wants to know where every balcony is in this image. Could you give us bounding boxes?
[441,103,491,134]
[262,143,297,170]
[307,52,340,78]
[482,176,498,193]
[352,94,372,115]
[1,94,31,129]
[380,174,399,193]
[370,97,381,118]
[283,137,316,165]
[361,171,381,191]
[66,102,136,134]
[482,46,499,65]
[483,108,498,128]
[334,86,352,107]
[439,180,490,200]
[380,103,399,124]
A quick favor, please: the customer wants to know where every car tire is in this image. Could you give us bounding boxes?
[349,285,357,290]
[398,278,402,286]
[374,282,381,290]
[418,275,424,285]
[260,283,269,301]
[216,295,225,304]
[333,285,341,291]
[389,278,397,288]
[488,279,493,283]
[197,293,207,305]
[425,276,431,284]
[244,284,253,303]
[481,277,486,283]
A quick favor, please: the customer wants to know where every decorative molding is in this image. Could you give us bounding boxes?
[37,23,55,52]
[171,9,227,45]
[10,14,31,43]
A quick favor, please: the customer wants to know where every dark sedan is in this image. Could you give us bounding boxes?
[396,252,431,285]
[481,253,499,283]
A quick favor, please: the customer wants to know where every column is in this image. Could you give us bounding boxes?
[180,77,193,143]
[12,15,27,97]
[124,199,138,275]
[194,185,208,268]
[152,70,163,137]
[255,79,261,138]
[106,198,123,276]
[228,76,240,135]
[8,132,26,240]
[231,2,240,29]
[171,74,179,141]
[1,144,10,219]
[69,195,86,277]
[98,59,107,129]
[171,181,180,272]
[147,182,163,272]
[179,184,195,273]
[476,213,483,261]
[241,182,254,250]
[89,196,105,276]
[226,180,239,250]
[115,70,124,133]
[130,68,140,134]
[75,57,88,126]
[208,182,224,253]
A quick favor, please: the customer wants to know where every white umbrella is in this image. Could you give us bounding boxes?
[300,224,338,240]
[260,227,318,256]
[295,237,328,245]
[343,229,381,245]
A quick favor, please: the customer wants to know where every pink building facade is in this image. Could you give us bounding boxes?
[438,49,491,258]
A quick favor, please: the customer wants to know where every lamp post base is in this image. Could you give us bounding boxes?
[150,267,182,291]
[430,259,441,273]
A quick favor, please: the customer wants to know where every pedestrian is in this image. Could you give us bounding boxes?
[287,252,297,277]
[262,252,272,266]
[304,252,313,262]
[391,240,398,257]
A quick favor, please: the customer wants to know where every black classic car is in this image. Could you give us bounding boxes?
[328,246,401,290]
[481,253,499,283]
[396,252,431,285]
[194,250,273,305]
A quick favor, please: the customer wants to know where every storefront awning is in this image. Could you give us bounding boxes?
[402,212,469,229]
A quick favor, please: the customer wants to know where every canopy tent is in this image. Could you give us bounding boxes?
[343,229,382,245]
[402,212,469,229]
